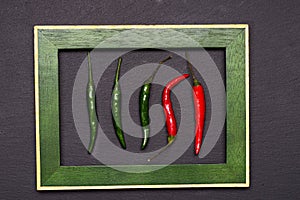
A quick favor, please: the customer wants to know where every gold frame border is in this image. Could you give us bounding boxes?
[34,24,250,190]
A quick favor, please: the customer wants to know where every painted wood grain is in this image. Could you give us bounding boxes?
[35,26,248,188]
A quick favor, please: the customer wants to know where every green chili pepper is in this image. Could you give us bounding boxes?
[140,55,172,149]
[87,52,98,154]
[112,57,126,149]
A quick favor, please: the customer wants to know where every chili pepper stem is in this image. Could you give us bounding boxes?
[144,55,172,84]
[147,138,176,162]
[115,57,122,84]
[185,52,200,86]
[87,52,92,81]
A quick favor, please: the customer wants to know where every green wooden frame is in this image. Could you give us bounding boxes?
[35,25,249,190]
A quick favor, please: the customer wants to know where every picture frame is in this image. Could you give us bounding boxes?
[34,24,249,190]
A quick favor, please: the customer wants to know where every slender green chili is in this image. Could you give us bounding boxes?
[112,57,126,149]
[87,52,98,154]
[140,55,172,149]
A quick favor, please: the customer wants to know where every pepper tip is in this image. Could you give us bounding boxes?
[141,145,146,150]
[121,143,126,149]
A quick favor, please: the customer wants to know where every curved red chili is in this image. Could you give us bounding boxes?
[162,73,190,143]
[148,73,189,162]
[186,52,206,155]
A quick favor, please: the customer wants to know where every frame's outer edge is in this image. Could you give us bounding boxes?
[245,25,250,187]
[34,26,41,190]
[34,24,250,190]
[38,183,249,191]
[34,24,249,30]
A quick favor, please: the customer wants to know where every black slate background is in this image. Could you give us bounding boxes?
[0,0,299,199]
[59,49,226,166]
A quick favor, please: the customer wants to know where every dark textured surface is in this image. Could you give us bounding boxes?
[59,49,226,166]
[0,0,299,199]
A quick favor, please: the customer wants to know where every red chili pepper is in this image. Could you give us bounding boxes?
[185,52,206,155]
[192,82,206,155]
[162,73,190,143]
[148,73,190,162]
